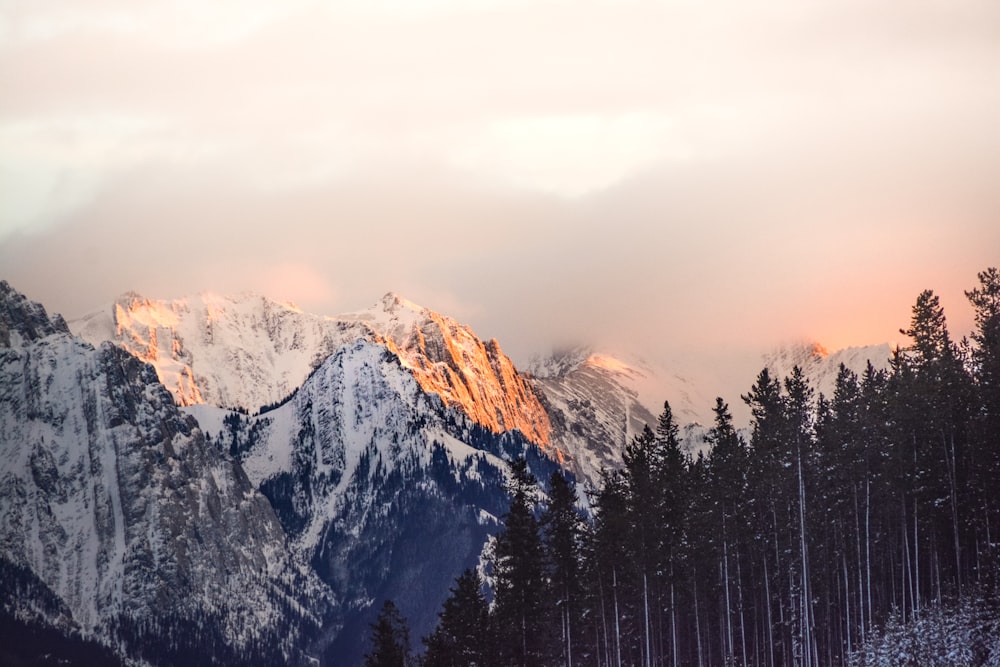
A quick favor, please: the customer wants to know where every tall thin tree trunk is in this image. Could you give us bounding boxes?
[764,550,774,667]
[945,431,962,597]
[643,571,652,667]
[736,551,748,667]
[902,501,910,624]
[774,518,787,667]
[670,560,678,667]
[694,571,704,667]
[599,577,611,667]
[914,498,920,616]
[723,521,734,666]
[854,486,865,646]
[865,476,873,636]
[613,568,622,667]
[797,445,813,667]
[843,551,851,661]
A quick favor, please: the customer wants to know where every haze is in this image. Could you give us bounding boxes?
[2,0,998,402]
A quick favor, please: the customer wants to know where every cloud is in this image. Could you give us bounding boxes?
[1,0,999,406]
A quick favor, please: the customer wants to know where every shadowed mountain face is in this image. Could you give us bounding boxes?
[0,285,330,665]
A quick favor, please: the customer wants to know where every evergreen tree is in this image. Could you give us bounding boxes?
[541,471,585,667]
[705,397,750,667]
[365,600,412,667]
[651,401,688,667]
[784,366,817,667]
[621,425,659,667]
[965,268,1000,592]
[743,367,793,666]
[590,469,634,667]
[423,570,490,667]
[492,458,546,667]
[898,289,973,599]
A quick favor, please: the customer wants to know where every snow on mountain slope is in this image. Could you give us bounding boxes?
[529,346,716,484]
[762,341,894,398]
[72,291,364,410]
[347,293,551,448]
[74,291,553,449]
[221,337,562,664]
[0,284,330,664]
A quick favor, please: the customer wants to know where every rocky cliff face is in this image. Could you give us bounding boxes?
[0,285,330,665]
[72,291,366,410]
[0,279,70,347]
[360,293,552,448]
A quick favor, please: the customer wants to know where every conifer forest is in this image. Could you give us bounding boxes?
[367,268,1000,667]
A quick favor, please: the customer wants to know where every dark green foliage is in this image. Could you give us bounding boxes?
[365,600,412,667]
[422,268,1000,667]
[422,570,491,667]
[491,458,547,667]
[0,613,124,667]
[541,471,586,667]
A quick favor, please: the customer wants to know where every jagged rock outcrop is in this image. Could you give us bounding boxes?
[361,293,552,448]
[0,284,330,665]
[0,279,70,347]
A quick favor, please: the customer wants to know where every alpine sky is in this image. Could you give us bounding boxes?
[2,0,998,371]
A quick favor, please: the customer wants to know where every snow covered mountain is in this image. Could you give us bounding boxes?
[71,291,893,487]
[529,348,655,484]
[4,282,562,665]
[72,291,553,450]
[9,280,905,665]
[71,291,364,410]
[528,346,727,481]
[529,340,895,475]
[762,341,894,397]
[193,338,561,664]
[0,281,330,665]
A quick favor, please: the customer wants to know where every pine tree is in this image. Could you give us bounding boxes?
[423,570,490,667]
[492,458,546,667]
[898,289,973,599]
[965,268,1000,591]
[622,425,658,667]
[591,469,632,667]
[705,397,749,667]
[743,367,792,666]
[651,401,688,667]
[541,471,585,667]
[365,600,412,667]
[783,366,817,667]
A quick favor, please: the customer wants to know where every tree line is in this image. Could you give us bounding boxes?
[365,268,1000,666]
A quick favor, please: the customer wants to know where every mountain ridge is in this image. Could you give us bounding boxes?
[72,290,553,450]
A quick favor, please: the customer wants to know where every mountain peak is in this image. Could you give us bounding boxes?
[363,296,553,448]
[0,280,70,347]
[380,291,425,313]
[763,341,893,398]
[72,288,554,447]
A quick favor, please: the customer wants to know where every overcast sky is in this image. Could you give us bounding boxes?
[2,0,999,390]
